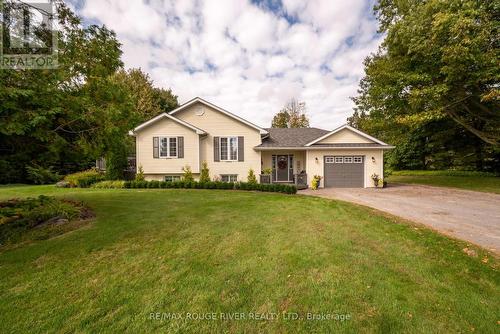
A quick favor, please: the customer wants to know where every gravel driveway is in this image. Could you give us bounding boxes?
[300,184,500,254]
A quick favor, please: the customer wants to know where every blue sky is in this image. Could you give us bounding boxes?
[67,0,383,129]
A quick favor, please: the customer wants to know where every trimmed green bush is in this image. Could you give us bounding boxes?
[199,161,210,183]
[91,180,125,189]
[122,180,297,194]
[64,169,105,188]
[247,169,257,184]
[135,165,145,181]
[182,165,195,182]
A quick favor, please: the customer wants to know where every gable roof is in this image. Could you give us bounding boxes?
[255,125,394,149]
[169,97,268,135]
[305,124,390,146]
[129,113,207,136]
[257,127,330,147]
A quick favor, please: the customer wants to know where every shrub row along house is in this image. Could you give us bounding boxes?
[129,97,393,188]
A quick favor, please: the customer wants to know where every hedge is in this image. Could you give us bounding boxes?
[91,180,126,189]
[123,180,297,194]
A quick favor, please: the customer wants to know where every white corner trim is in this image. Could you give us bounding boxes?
[130,113,207,135]
[304,124,389,146]
[169,97,268,135]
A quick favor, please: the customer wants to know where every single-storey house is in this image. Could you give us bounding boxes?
[129,97,394,188]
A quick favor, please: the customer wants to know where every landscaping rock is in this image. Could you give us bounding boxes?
[56,181,70,188]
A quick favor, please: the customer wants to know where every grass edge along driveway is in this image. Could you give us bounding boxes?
[387,170,500,194]
[0,186,499,333]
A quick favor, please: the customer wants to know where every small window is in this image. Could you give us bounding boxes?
[221,174,237,182]
[219,137,238,161]
[353,157,363,163]
[159,137,178,158]
[325,157,335,163]
[344,157,353,163]
[334,157,343,163]
[164,175,181,182]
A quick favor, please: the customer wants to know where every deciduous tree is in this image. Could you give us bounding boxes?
[271,99,310,128]
[350,0,500,171]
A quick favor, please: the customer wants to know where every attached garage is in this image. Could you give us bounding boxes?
[324,156,364,188]
[258,124,394,188]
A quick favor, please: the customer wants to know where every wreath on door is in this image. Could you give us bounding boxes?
[278,157,287,169]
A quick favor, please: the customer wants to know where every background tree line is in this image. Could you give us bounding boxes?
[0,1,178,183]
[349,0,499,172]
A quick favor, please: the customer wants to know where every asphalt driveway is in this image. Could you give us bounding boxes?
[300,184,500,254]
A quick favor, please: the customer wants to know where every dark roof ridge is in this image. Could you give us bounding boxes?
[264,126,328,131]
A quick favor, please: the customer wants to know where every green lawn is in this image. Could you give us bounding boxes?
[0,185,498,333]
[388,171,500,194]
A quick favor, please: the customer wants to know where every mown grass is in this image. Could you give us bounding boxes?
[0,185,498,333]
[388,171,500,194]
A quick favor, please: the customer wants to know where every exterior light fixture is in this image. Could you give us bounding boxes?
[315,157,319,163]
[371,157,376,163]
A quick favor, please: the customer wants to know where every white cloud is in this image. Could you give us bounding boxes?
[73,0,383,129]
[266,55,294,76]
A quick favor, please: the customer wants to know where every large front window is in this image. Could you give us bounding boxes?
[160,137,178,158]
[220,137,238,161]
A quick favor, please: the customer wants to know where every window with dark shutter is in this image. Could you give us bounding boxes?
[218,136,239,161]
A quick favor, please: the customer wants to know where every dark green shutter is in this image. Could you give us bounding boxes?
[238,136,244,161]
[153,137,159,158]
[214,137,220,162]
[177,137,184,158]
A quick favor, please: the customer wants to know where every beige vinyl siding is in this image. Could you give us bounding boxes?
[306,149,384,188]
[172,102,262,182]
[144,174,198,181]
[135,118,200,177]
[316,128,373,144]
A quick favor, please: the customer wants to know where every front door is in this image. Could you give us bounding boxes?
[276,155,289,181]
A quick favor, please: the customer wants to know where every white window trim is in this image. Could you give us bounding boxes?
[344,157,353,163]
[334,157,343,163]
[159,136,178,158]
[325,157,335,164]
[353,157,363,163]
[219,136,238,161]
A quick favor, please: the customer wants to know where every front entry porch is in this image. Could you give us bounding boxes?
[260,151,308,189]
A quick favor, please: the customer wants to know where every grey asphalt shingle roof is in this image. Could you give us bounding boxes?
[257,127,330,147]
